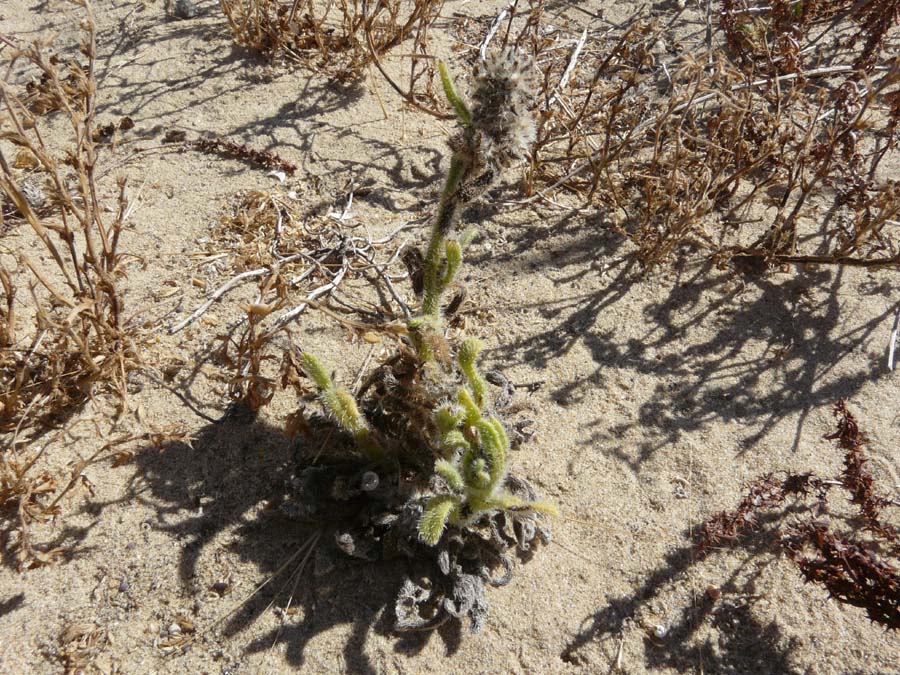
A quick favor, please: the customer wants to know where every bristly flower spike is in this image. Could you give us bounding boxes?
[470,49,537,170]
[298,352,384,460]
[414,50,537,361]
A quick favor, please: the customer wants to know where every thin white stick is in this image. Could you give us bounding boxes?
[264,263,348,337]
[328,188,355,222]
[726,5,774,13]
[351,237,408,270]
[122,179,146,223]
[168,253,305,334]
[367,221,418,245]
[548,28,588,108]
[480,6,510,60]
[113,45,152,71]
[615,632,625,671]
[888,303,900,371]
[557,95,600,152]
[352,344,378,393]
[288,263,318,288]
[271,195,283,255]
[374,257,411,320]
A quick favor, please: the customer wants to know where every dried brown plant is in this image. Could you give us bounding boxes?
[218,0,443,89]
[0,2,146,568]
[782,520,900,630]
[173,189,410,410]
[189,135,297,175]
[215,271,287,410]
[0,11,137,432]
[696,400,900,629]
[441,1,900,271]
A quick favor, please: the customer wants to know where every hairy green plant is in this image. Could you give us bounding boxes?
[418,339,557,545]
[284,49,554,633]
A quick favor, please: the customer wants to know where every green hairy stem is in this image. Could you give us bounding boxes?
[413,62,484,360]
[298,352,383,460]
[439,60,471,125]
[457,338,486,408]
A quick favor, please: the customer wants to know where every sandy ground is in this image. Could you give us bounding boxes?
[1,1,899,673]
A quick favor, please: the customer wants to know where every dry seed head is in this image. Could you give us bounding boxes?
[471,49,537,169]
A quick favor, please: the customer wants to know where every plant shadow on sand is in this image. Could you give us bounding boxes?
[561,510,853,674]
[87,1,448,202]
[131,404,462,673]
[489,209,890,466]
[476,210,896,672]
[563,540,788,672]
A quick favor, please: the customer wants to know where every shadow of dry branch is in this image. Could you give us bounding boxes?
[491,215,887,464]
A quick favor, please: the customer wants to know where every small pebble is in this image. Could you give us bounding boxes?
[172,0,198,20]
[19,177,46,209]
[360,471,379,492]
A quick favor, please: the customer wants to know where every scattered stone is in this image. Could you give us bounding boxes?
[172,0,198,20]
[360,471,379,492]
[19,177,46,210]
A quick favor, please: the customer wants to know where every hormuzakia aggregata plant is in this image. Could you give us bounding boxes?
[282,48,555,633]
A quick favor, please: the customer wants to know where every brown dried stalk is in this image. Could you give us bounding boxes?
[215,272,287,410]
[189,136,297,175]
